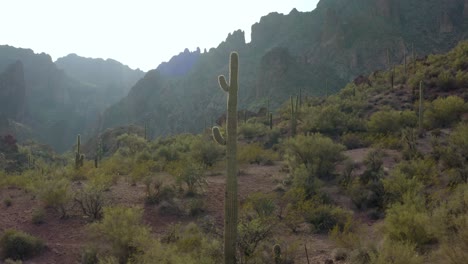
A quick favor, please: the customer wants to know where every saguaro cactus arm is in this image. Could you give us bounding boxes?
[212,126,226,145]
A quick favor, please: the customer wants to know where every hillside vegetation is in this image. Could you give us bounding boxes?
[0,40,467,263]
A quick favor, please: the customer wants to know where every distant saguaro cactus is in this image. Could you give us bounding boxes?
[290,96,299,136]
[269,112,273,130]
[211,52,239,264]
[75,134,85,169]
[419,81,424,134]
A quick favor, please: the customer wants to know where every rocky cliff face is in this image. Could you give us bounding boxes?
[97,0,468,140]
[0,46,146,152]
[0,61,26,122]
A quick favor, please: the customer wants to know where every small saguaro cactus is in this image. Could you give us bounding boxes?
[418,81,424,134]
[386,48,391,68]
[269,112,273,130]
[211,51,239,264]
[273,244,282,264]
[404,48,407,75]
[75,134,85,169]
[390,66,395,88]
[290,96,299,137]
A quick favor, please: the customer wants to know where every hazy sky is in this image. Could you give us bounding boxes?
[1,0,319,71]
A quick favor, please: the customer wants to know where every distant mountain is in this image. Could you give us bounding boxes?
[101,0,468,138]
[0,46,145,152]
[55,54,144,106]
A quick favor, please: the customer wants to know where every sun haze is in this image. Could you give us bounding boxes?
[0,0,318,71]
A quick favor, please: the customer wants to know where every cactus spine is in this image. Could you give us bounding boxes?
[211,52,239,264]
[273,244,282,264]
[290,96,299,137]
[75,134,84,169]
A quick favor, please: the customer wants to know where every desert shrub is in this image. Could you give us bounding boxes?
[330,218,362,249]
[400,110,418,128]
[244,192,276,218]
[340,159,357,187]
[285,133,345,180]
[31,208,46,225]
[384,195,436,247]
[437,70,456,91]
[238,143,278,165]
[3,259,23,264]
[237,217,275,262]
[170,223,222,261]
[130,160,159,184]
[238,122,268,139]
[144,176,175,205]
[395,157,438,185]
[37,177,71,218]
[4,198,12,207]
[429,184,468,263]
[80,246,98,264]
[367,109,402,135]
[167,159,206,195]
[74,184,106,221]
[186,198,205,216]
[370,239,423,264]
[359,149,385,185]
[440,123,468,184]
[304,204,352,233]
[115,133,147,156]
[190,137,223,167]
[0,229,44,260]
[425,96,466,128]
[349,181,384,211]
[340,132,370,149]
[455,70,468,87]
[383,171,424,206]
[90,206,151,263]
[264,128,281,148]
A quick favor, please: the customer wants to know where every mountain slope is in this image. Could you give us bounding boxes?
[101,0,468,139]
[0,46,144,151]
[55,54,145,107]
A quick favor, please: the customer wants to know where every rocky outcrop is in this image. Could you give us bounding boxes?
[157,48,201,77]
[0,61,26,121]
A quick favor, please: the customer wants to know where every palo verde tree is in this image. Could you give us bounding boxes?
[212,51,239,264]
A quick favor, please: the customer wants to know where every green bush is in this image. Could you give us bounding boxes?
[384,195,436,247]
[437,70,456,91]
[90,206,151,262]
[425,96,466,128]
[243,192,276,218]
[304,204,352,233]
[238,143,278,165]
[370,239,423,264]
[74,184,106,220]
[190,137,223,167]
[285,133,345,180]
[0,229,44,260]
[340,132,370,149]
[367,109,403,135]
[31,208,46,225]
[238,122,268,140]
[167,159,206,195]
[38,178,71,218]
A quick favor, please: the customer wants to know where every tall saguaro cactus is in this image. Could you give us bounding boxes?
[212,52,239,264]
[75,134,85,169]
